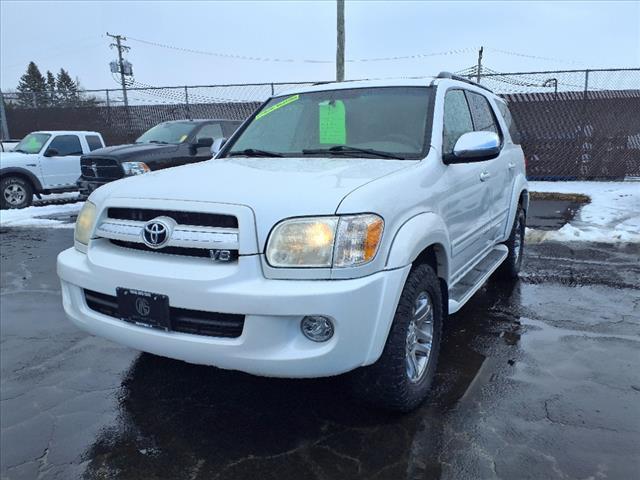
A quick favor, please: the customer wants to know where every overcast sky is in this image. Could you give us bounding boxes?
[1,0,639,91]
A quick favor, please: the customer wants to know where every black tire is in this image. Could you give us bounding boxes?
[349,263,443,412]
[495,206,525,280]
[0,176,33,209]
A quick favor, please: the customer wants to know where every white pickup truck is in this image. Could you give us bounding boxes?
[0,130,105,208]
[58,74,528,411]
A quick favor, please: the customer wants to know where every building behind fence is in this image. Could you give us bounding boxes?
[2,68,639,180]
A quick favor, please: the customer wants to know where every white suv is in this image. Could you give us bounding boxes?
[57,73,527,411]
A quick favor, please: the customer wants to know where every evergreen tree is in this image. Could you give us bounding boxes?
[16,62,46,107]
[45,70,57,106]
[56,68,79,106]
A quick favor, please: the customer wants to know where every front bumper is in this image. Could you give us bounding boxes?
[77,178,112,197]
[57,246,410,378]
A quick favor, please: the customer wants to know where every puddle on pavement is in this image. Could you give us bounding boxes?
[3,229,637,479]
[81,279,529,479]
[80,267,640,479]
[528,198,585,230]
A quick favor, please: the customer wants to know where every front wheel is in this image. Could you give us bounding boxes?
[349,263,443,412]
[1,176,33,209]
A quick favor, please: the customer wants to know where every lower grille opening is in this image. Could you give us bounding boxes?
[110,239,239,261]
[84,289,244,338]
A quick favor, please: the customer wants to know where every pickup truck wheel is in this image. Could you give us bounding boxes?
[349,264,443,412]
[495,206,526,280]
[1,176,33,209]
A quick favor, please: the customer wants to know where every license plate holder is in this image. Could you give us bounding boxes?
[117,288,170,330]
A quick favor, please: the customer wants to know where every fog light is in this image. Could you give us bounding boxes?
[301,316,334,342]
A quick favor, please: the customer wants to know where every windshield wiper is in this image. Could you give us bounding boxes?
[302,145,405,160]
[228,148,284,158]
[13,148,28,154]
[148,140,170,144]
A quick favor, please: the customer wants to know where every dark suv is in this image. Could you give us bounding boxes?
[78,119,241,197]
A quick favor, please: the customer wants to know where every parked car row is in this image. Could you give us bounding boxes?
[0,119,240,208]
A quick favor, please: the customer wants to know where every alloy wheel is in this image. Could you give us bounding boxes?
[406,291,434,382]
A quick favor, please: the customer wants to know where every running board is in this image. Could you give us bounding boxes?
[448,245,508,314]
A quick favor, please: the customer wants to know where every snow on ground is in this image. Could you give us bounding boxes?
[526,181,640,243]
[33,192,81,204]
[0,202,82,229]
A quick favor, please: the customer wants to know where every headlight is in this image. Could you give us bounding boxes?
[266,214,383,268]
[122,161,150,176]
[75,201,97,246]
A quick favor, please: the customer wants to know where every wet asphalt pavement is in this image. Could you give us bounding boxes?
[1,223,639,479]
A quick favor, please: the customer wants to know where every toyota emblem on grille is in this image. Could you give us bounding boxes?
[142,218,172,249]
[90,163,99,177]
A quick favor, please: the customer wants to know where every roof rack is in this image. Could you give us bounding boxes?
[435,71,494,93]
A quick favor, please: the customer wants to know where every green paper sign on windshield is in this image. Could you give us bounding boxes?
[25,136,43,150]
[319,100,346,145]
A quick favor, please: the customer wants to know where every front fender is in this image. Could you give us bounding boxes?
[0,166,44,191]
[385,212,451,281]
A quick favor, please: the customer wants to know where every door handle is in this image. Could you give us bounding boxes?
[480,171,491,182]
[508,162,516,169]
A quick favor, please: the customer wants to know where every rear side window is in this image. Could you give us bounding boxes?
[496,101,521,144]
[48,135,82,156]
[86,135,103,151]
[465,92,501,137]
[442,89,474,155]
[197,123,224,140]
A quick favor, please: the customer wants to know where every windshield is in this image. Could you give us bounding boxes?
[14,133,51,154]
[136,122,196,145]
[225,86,433,160]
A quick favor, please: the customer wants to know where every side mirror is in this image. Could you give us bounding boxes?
[210,137,227,156]
[43,148,59,157]
[445,131,500,164]
[193,137,214,148]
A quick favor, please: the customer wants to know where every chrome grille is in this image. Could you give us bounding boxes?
[95,208,240,260]
[107,208,238,229]
[80,157,123,180]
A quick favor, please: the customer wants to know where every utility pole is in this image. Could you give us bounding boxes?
[107,32,130,108]
[336,0,345,82]
[476,46,484,83]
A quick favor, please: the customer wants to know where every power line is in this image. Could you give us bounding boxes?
[484,47,585,66]
[126,35,477,64]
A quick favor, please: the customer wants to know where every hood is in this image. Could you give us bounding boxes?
[0,151,36,166]
[97,156,416,242]
[84,143,179,161]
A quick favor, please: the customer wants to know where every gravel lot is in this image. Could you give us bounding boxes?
[1,221,639,479]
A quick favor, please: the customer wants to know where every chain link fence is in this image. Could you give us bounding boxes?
[2,68,639,179]
[462,68,640,179]
[0,82,316,146]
